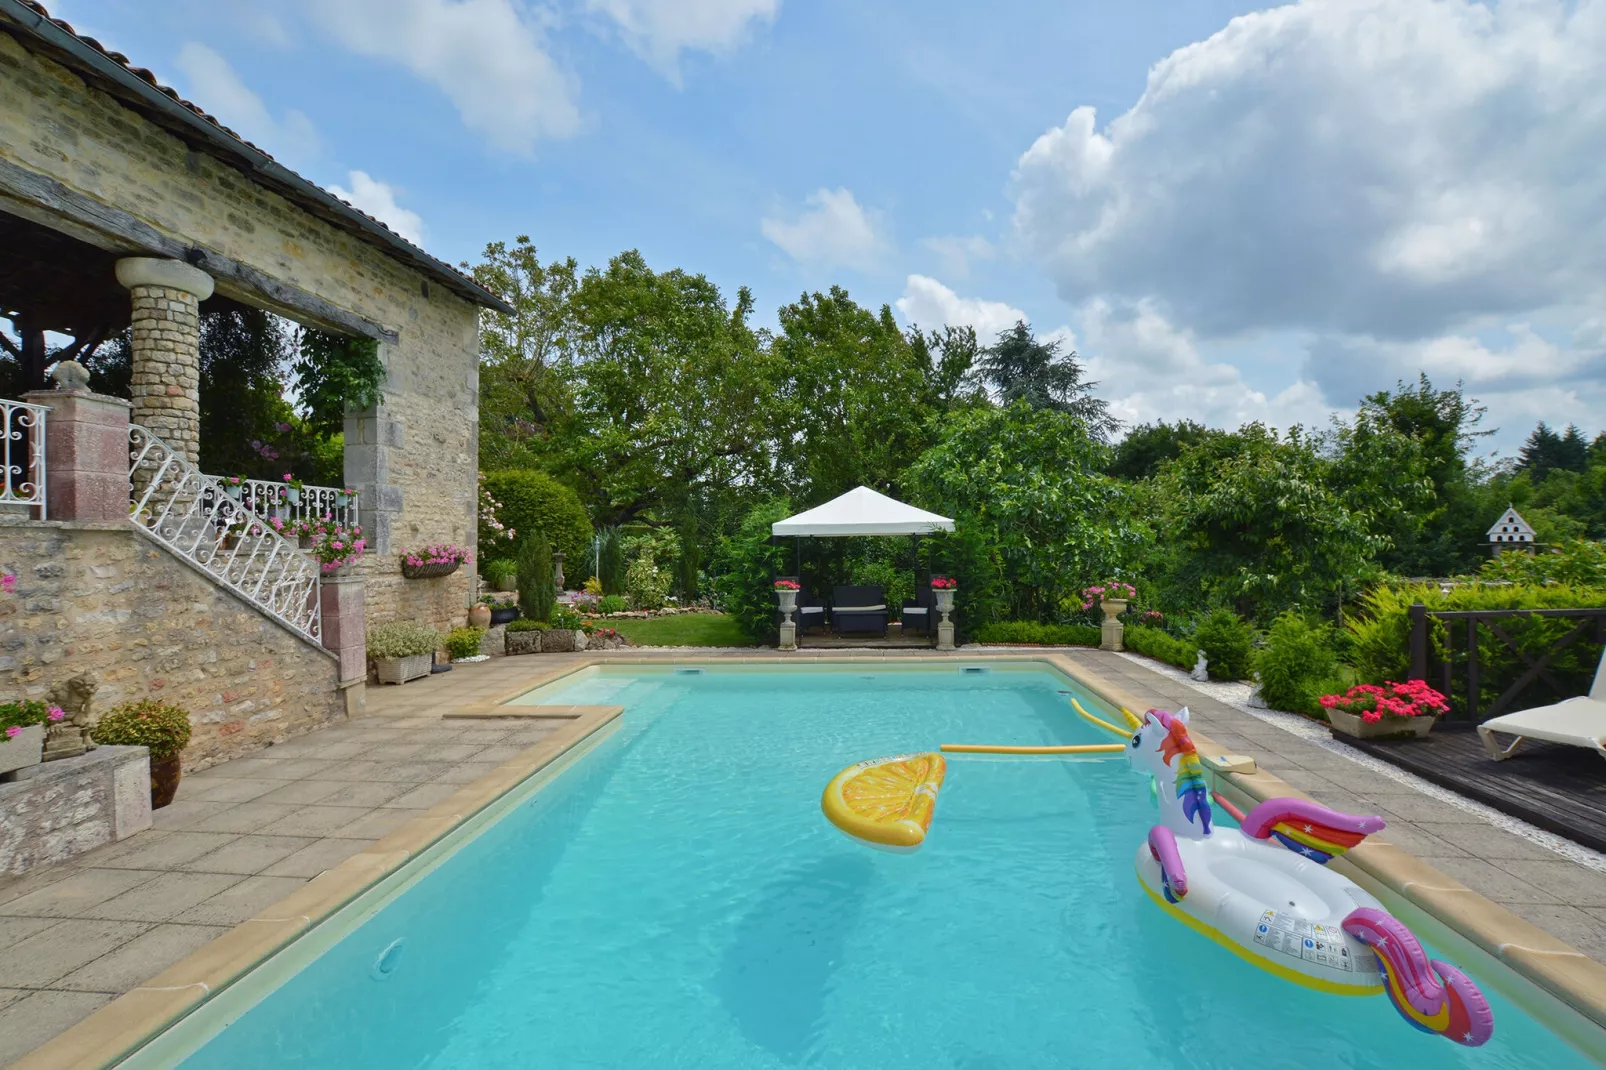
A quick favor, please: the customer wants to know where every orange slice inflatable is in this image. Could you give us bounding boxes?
[821,752,946,852]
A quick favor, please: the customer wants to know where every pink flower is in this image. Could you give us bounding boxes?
[1,573,16,594]
[47,706,65,722]
[282,473,293,482]
[332,541,344,551]
[4,726,19,739]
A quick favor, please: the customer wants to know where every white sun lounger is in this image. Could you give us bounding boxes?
[1476,647,1606,763]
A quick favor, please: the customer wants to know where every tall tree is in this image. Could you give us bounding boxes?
[1108,420,1213,481]
[976,320,1116,440]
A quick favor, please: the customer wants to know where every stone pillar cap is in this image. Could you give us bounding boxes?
[114,257,215,300]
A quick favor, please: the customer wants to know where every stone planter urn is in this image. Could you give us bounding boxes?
[0,724,45,776]
[553,552,566,591]
[506,628,543,656]
[468,603,493,629]
[775,589,798,651]
[374,653,433,685]
[1327,709,1436,740]
[150,753,183,809]
[1099,598,1129,652]
[933,588,957,651]
[496,574,518,593]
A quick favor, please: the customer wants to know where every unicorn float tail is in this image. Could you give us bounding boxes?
[1342,907,1494,1047]
[1239,798,1385,864]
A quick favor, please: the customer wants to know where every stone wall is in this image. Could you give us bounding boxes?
[0,745,151,877]
[0,520,345,769]
[0,34,481,637]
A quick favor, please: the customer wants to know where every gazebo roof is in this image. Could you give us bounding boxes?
[772,486,954,537]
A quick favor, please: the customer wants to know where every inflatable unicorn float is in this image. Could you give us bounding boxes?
[820,705,1495,1047]
[1127,707,1493,1047]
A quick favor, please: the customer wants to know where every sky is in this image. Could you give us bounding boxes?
[43,0,1606,455]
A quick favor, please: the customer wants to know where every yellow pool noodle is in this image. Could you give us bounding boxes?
[939,743,1127,754]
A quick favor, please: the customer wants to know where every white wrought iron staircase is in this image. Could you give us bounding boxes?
[128,424,322,643]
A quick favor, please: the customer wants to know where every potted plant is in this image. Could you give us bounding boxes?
[280,472,305,506]
[1082,580,1137,617]
[773,578,800,617]
[90,699,193,808]
[479,593,520,626]
[335,486,359,509]
[220,475,244,500]
[930,575,958,615]
[1319,681,1450,739]
[483,558,518,593]
[311,523,366,578]
[368,621,441,684]
[1,700,64,777]
[400,543,470,580]
[505,618,548,656]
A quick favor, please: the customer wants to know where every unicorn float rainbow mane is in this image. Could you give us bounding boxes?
[1126,706,1494,1048]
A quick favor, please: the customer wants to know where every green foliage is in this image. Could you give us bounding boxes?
[1194,609,1255,681]
[712,499,791,643]
[482,558,517,586]
[445,627,486,660]
[598,594,628,614]
[91,699,193,760]
[0,699,54,736]
[1478,541,1606,587]
[597,527,626,596]
[1125,625,1197,671]
[606,612,752,648]
[1255,613,1341,717]
[1108,420,1212,481]
[550,605,585,629]
[519,535,556,623]
[506,618,551,632]
[848,558,914,619]
[973,621,1101,646]
[1519,422,1590,481]
[366,621,441,660]
[908,402,1138,626]
[293,329,384,437]
[482,470,592,566]
[976,321,1116,441]
[1346,582,1606,716]
[625,554,671,610]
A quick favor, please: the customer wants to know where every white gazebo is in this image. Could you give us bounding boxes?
[770,487,956,650]
[771,485,954,537]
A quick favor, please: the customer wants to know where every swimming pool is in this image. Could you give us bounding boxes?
[137,666,1592,1068]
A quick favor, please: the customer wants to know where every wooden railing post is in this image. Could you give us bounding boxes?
[1407,602,1428,682]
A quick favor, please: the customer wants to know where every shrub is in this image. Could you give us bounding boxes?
[1125,624,1197,672]
[445,627,486,660]
[625,551,672,610]
[506,618,550,633]
[1255,612,1341,717]
[1347,581,1606,716]
[481,470,592,568]
[483,558,517,586]
[597,526,625,596]
[598,594,628,615]
[1478,540,1606,587]
[583,576,603,595]
[91,699,192,760]
[1194,608,1255,681]
[712,499,791,643]
[550,605,584,630]
[518,535,555,623]
[367,621,440,660]
[974,621,1101,646]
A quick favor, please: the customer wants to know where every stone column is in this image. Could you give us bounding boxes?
[320,575,368,716]
[24,362,133,522]
[115,258,214,463]
[344,349,403,556]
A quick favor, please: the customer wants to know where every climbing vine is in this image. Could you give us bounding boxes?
[293,329,385,436]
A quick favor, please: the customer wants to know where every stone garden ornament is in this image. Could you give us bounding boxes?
[43,671,98,760]
[1190,651,1210,682]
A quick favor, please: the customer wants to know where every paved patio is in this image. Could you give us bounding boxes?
[2,648,1603,1065]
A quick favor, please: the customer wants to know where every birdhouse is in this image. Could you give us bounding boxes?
[1486,505,1536,554]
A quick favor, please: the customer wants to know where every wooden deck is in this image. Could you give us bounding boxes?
[1346,724,1606,853]
[797,623,934,649]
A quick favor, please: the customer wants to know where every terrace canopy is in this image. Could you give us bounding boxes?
[772,486,953,537]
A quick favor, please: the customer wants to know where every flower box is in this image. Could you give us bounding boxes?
[400,560,461,580]
[1327,709,1435,739]
[375,653,433,685]
[0,724,44,776]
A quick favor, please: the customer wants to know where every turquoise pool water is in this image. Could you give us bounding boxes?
[168,667,1589,1068]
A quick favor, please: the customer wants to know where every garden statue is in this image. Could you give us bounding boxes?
[42,671,99,760]
[1247,672,1268,708]
[553,551,565,592]
[1190,650,1209,682]
[50,359,91,393]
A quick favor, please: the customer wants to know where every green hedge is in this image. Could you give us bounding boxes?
[1125,624,1196,672]
[974,621,1101,646]
[1255,612,1342,718]
[1347,582,1606,717]
[1194,609,1255,681]
[482,470,592,568]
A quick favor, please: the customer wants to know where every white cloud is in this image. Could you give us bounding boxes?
[921,234,996,280]
[173,43,319,165]
[305,0,579,154]
[586,0,778,79]
[761,188,888,271]
[1011,0,1606,342]
[895,275,1023,343]
[327,171,427,245]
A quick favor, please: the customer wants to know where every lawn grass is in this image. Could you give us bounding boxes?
[601,611,753,647]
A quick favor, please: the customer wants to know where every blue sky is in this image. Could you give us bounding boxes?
[48,0,1606,454]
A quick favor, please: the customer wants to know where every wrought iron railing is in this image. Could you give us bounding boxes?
[130,426,321,642]
[0,398,46,518]
[203,478,358,528]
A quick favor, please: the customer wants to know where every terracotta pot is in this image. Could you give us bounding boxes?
[468,603,492,629]
[150,753,183,809]
[1327,709,1436,739]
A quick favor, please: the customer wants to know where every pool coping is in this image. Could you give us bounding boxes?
[15,651,1606,1067]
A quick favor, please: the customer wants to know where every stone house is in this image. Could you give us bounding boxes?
[0,2,510,765]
